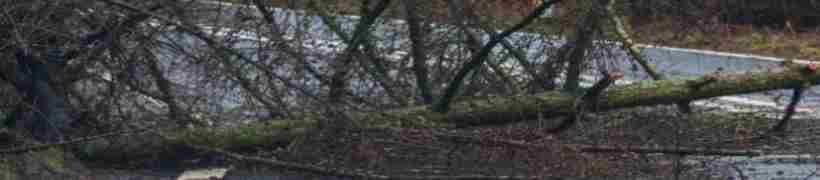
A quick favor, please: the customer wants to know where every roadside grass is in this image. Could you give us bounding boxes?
[631,17,820,61]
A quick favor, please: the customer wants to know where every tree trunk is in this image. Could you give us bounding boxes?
[69,63,820,159]
[8,48,74,142]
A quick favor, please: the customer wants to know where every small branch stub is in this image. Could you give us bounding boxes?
[687,75,718,90]
[583,71,623,100]
[548,71,622,133]
[807,63,818,73]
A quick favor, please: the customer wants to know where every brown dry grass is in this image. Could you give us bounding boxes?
[633,17,820,61]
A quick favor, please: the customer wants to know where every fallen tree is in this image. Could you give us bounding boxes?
[4,1,818,179]
[21,61,812,161]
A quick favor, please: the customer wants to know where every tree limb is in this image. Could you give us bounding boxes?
[604,0,694,113]
[604,0,661,80]
[769,86,805,133]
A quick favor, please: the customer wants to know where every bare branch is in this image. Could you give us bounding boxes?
[327,0,393,104]
[435,0,564,112]
[770,87,805,133]
[604,0,695,114]
[446,0,522,95]
[307,0,407,106]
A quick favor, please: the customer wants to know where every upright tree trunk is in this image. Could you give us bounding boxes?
[10,48,74,142]
[562,3,602,93]
[404,0,434,104]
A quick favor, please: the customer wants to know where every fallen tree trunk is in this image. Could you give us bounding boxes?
[372,63,818,127]
[9,63,818,160]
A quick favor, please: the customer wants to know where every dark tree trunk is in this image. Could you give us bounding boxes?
[10,48,74,142]
[561,3,603,93]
